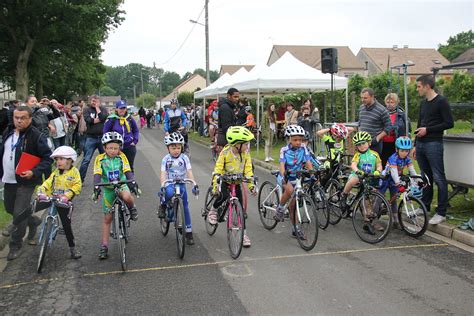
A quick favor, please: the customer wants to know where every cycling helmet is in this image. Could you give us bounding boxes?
[50,146,78,162]
[244,106,252,112]
[410,186,423,199]
[164,132,185,146]
[170,99,178,105]
[395,137,413,150]
[330,123,348,139]
[304,131,311,141]
[101,131,123,145]
[226,126,254,145]
[352,131,372,145]
[284,124,305,137]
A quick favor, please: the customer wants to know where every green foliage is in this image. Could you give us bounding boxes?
[177,91,194,106]
[135,93,156,109]
[438,30,474,61]
[100,86,117,96]
[348,74,367,95]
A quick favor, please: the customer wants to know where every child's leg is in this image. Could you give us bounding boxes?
[288,197,297,225]
[343,177,359,194]
[120,190,135,208]
[101,213,113,246]
[280,182,294,206]
[179,184,192,232]
[57,206,75,248]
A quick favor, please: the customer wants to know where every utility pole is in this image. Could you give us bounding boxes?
[133,85,136,104]
[201,0,210,136]
[140,68,145,108]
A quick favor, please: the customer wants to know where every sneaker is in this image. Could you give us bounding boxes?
[292,229,306,240]
[269,157,274,161]
[363,222,376,235]
[157,205,166,219]
[208,209,218,225]
[98,245,108,260]
[273,206,285,222]
[70,247,82,259]
[429,214,446,225]
[186,232,195,245]
[129,207,138,221]
[2,224,18,237]
[243,234,251,248]
[7,248,21,261]
[265,157,270,162]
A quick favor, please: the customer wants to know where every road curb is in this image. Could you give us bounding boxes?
[189,135,474,249]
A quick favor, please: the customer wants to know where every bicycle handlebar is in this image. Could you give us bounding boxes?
[95,179,137,187]
[161,178,197,188]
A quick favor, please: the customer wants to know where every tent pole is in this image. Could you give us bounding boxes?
[345,88,349,123]
[403,65,409,136]
[257,89,260,155]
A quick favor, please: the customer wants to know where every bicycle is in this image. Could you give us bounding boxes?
[94,179,140,271]
[302,169,330,229]
[345,173,392,244]
[35,196,72,273]
[389,175,429,237]
[257,170,319,251]
[159,178,198,259]
[201,174,255,259]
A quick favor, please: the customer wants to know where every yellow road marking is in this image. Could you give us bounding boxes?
[0,243,449,289]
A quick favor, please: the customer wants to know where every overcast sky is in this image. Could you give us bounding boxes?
[101,0,473,76]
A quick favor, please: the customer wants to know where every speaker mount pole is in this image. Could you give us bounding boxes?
[331,73,335,122]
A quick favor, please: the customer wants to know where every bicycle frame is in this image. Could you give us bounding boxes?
[38,202,60,247]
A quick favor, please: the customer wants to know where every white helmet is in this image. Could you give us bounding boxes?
[50,146,78,162]
[101,131,123,145]
[164,132,185,145]
[284,124,305,137]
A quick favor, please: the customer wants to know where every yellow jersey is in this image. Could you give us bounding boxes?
[212,144,254,191]
[37,167,82,199]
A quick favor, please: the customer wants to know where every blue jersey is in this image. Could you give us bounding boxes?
[161,153,191,180]
[383,152,412,176]
[164,108,187,133]
[279,144,310,179]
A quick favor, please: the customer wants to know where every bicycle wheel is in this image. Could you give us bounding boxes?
[160,204,170,236]
[325,179,343,225]
[311,184,329,230]
[37,218,53,273]
[174,198,186,259]
[352,191,392,244]
[227,200,244,259]
[398,195,428,237]
[114,205,127,271]
[203,186,218,236]
[295,193,319,251]
[257,181,279,230]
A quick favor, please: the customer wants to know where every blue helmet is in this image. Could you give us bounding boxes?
[410,186,423,199]
[395,137,413,150]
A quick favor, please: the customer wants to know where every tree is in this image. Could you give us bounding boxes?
[438,30,474,61]
[177,91,194,106]
[135,93,156,109]
[0,1,123,100]
[100,86,117,96]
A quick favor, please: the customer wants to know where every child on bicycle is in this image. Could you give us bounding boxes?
[316,123,354,166]
[93,131,139,260]
[208,126,257,247]
[341,131,383,233]
[379,137,419,228]
[274,125,313,239]
[158,132,199,245]
[243,106,256,131]
[8,146,83,259]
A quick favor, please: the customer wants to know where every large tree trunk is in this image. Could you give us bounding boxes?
[15,38,35,101]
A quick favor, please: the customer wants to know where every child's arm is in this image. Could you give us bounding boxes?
[212,151,226,192]
[64,168,82,200]
[242,154,255,191]
[351,161,359,173]
[37,173,54,196]
[316,128,330,137]
[347,126,355,134]
[279,162,286,179]
[408,164,418,176]
[389,167,401,185]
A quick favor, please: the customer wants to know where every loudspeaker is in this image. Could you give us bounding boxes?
[321,48,338,74]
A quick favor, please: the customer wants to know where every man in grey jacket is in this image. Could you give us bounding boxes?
[79,95,108,181]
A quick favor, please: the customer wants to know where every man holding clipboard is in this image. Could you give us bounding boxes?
[0,106,53,261]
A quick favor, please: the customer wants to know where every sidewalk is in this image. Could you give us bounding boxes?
[191,135,474,249]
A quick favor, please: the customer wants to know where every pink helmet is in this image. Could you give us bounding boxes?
[330,123,348,139]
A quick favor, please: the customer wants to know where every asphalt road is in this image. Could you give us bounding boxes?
[0,128,473,315]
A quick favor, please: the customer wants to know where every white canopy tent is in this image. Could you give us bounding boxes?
[194,72,231,99]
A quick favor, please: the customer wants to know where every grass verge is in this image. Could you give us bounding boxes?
[0,202,12,231]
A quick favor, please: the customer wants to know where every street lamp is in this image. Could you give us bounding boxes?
[189,0,210,136]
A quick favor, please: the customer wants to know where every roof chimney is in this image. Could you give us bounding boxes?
[392,45,398,51]
[403,45,409,48]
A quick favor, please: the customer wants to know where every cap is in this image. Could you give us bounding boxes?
[116,100,127,109]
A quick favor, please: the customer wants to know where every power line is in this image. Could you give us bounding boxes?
[154,6,205,66]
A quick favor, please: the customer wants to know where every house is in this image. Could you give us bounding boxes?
[267,45,365,77]
[219,65,254,77]
[98,96,121,111]
[452,48,474,74]
[162,74,206,103]
[357,46,453,80]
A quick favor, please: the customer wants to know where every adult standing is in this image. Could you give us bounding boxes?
[1,106,53,260]
[74,102,86,156]
[358,88,392,155]
[64,102,78,146]
[216,88,240,147]
[235,98,248,126]
[413,75,454,225]
[380,93,410,166]
[297,104,317,151]
[103,100,139,171]
[0,102,10,142]
[25,96,60,149]
[79,95,108,182]
[262,103,277,162]
[51,102,68,148]
[284,103,298,128]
